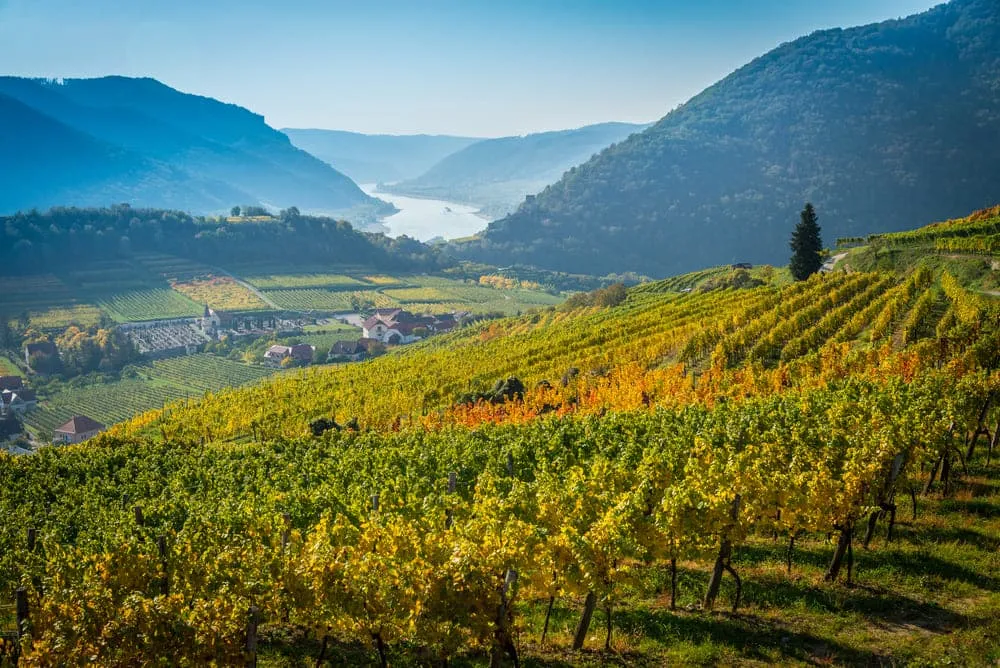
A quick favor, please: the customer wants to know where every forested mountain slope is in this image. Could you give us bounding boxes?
[0,77,391,220]
[0,93,244,214]
[459,0,1000,276]
[282,129,481,184]
[384,122,647,217]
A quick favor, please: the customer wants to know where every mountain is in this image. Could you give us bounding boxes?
[457,0,1000,277]
[0,77,392,220]
[384,122,648,218]
[282,129,481,184]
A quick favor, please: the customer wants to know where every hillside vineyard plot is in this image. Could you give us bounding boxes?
[112,269,989,443]
[2,257,999,665]
[21,355,275,437]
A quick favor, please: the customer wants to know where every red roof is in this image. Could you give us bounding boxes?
[54,415,106,435]
[290,344,315,360]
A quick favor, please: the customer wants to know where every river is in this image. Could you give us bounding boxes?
[360,184,488,241]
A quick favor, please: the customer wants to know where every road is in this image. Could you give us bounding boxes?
[821,252,848,273]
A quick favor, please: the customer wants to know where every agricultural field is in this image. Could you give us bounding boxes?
[24,305,104,329]
[169,276,269,311]
[134,253,217,282]
[144,355,276,393]
[362,274,407,286]
[0,274,104,328]
[21,380,188,435]
[289,329,363,351]
[0,356,22,377]
[382,286,455,303]
[253,273,564,315]
[21,354,276,439]
[97,289,202,322]
[260,289,398,312]
[243,274,366,290]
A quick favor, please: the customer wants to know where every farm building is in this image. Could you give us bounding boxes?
[264,343,315,366]
[361,309,471,345]
[327,340,369,362]
[53,415,106,444]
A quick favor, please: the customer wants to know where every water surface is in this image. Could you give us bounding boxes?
[361,184,488,241]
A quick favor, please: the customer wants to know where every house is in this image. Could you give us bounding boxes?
[328,340,369,362]
[362,310,430,345]
[53,415,106,444]
[24,341,58,367]
[264,345,293,365]
[264,343,315,366]
[0,375,23,391]
[731,263,753,270]
[361,308,472,345]
[1,391,24,416]
[1,388,36,416]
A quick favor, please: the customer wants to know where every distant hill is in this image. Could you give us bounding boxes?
[384,122,648,218]
[458,0,1000,276]
[0,77,392,221]
[282,129,481,184]
[0,93,244,214]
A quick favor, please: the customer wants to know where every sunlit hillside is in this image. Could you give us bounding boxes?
[2,207,999,666]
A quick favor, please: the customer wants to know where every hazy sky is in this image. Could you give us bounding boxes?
[1,0,939,136]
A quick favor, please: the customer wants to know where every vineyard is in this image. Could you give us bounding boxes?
[20,355,275,439]
[97,289,202,323]
[2,210,1000,665]
[244,274,368,290]
[169,276,269,312]
[105,267,993,444]
[257,275,562,315]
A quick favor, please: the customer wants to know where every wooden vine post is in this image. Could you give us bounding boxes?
[704,494,742,612]
[15,588,29,640]
[245,605,260,668]
[156,535,169,596]
[572,591,597,650]
[446,471,456,529]
[490,569,520,667]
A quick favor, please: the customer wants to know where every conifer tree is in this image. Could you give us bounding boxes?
[789,203,823,280]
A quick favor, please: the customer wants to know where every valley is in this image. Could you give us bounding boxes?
[3,0,1000,666]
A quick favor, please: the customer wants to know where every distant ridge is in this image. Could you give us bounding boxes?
[458,0,1000,276]
[282,129,481,184]
[0,76,392,221]
[383,122,649,218]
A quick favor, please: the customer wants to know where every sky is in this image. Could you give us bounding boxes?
[0,0,940,137]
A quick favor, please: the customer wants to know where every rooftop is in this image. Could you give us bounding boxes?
[54,415,106,435]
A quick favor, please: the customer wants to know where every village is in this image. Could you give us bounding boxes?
[0,304,475,452]
[128,304,472,366]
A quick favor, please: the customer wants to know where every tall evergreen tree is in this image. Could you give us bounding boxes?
[789,203,823,280]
